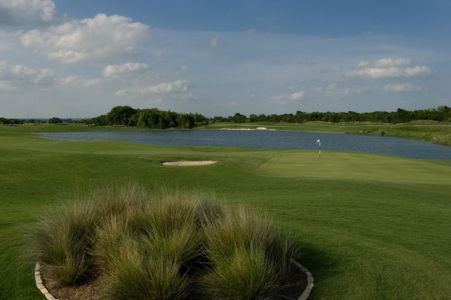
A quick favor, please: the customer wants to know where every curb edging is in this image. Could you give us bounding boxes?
[35,263,58,300]
[291,259,314,300]
[35,260,313,300]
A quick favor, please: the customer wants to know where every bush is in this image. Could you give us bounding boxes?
[107,240,188,300]
[204,207,295,274]
[48,117,63,124]
[30,185,297,299]
[30,202,97,285]
[202,245,278,300]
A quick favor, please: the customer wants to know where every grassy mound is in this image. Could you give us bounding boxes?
[30,185,299,300]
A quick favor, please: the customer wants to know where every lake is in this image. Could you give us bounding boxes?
[38,130,451,160]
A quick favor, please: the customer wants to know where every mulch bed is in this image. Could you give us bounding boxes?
[41,266,308,300]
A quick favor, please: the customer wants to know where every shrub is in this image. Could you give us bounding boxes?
[31,185,297,299]
[202,245,278,300]
[30,202,97,285]
[204,207,296,274]
[93,215,132,272]
[107,241,188,300]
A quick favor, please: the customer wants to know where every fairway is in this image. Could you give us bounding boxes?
[1,125,451,299]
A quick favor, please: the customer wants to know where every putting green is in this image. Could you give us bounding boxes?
[260,151,451,185]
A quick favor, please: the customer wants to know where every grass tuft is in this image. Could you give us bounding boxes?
[30,185,297,299]
[30,202,97,285]
[204,207,296,274]
[107,241,188,300]
[202,245,279,300]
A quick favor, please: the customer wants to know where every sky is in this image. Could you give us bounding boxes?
[0,0,450,118]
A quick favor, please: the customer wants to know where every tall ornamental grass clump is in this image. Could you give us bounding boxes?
[202,207,296,299]
[30,201,97,285]
[30,185,298,299]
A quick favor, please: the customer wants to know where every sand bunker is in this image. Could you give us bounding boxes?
[161,160,218,166]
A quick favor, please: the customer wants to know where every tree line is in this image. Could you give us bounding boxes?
[1,106,450,127]
[89,106,209,129]
[213,106,451,124]
[0,117,83,125]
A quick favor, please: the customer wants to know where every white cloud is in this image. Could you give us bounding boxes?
[21,14,149,63]
[315,83,337,93]
[57,75,101,87]
[316,83,368,96]
[272,90,304,103]
[384,83,424,93]
[103,62,149,77]
[0,0,56,25]
[0,61,104,92]
[290,91,304,100]
[115,80,189,97]
[0,60,54,91]
[345,57,431,79]
[210,36,219,47]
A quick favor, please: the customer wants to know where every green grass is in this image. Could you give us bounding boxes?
[260,151,451,185]
[1,124,451,299]
[202,121,451,145]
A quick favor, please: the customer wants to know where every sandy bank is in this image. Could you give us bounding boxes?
[161,160,218,166]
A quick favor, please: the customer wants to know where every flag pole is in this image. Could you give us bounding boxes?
[316,138,321,159]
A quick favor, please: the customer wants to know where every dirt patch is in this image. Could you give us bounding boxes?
[42,270,107,300]
[39,263,309,300]
[161,160,218,166]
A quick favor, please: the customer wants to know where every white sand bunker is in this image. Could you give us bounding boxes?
[161,160,218,166]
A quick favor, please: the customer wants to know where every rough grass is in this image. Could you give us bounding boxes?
[1,124,451,299]
[29,185,295,299]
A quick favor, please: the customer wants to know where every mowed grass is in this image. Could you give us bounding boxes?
[203,121,451,145]
[0,124,451,299]
[260,151,451,185]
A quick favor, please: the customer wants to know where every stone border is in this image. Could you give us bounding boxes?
[35,263,58,300]
[35,260,313,300]
[291,259,314,300]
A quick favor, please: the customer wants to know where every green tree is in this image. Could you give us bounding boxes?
[231,113,247,123]
[107,106,137,126]
[48,117,63,124]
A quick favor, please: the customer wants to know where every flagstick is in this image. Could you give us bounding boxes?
[316,138,321,159]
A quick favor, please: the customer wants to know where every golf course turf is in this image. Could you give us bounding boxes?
[0,124,450,299]
[202,121,451,146]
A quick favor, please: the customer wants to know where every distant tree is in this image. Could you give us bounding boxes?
[249,114,258,122]
[128,112,139,127]
[178,113,196,128]
[137,108,161,128]
[193,113,209,126]
[212,116,226,123]
[90,114,108,126]
[107,106,137,126]
[48,117,63,124]
[394,108,411,123]
[215,106,450,124]
[231,113,247,123]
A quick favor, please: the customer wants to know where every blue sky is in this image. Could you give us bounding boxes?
[0,0,450,117]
